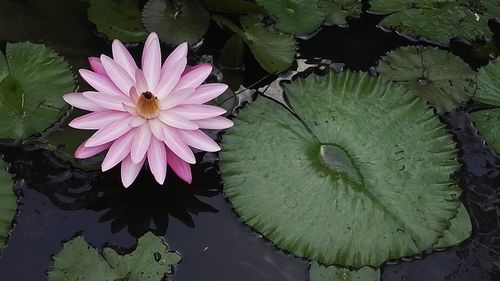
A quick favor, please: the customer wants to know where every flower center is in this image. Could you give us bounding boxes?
[137,91,160,119]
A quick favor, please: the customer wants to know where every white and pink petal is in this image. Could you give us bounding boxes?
[166,148,192,184]
[194,116,234,129]
[63,93,105,112]
[85,117,135,147]
[179,129,220,152]
[167,104,226,120]
[121,155,146,187]
[112,39,138,78]
[69,111,129,130]
[130,123,152,163]
[147,137,167,184]
[162,125,196,164]
[101,131,135,171]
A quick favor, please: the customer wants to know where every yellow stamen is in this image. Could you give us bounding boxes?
[137,91,160,119]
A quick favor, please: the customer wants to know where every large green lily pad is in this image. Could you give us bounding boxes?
[213,16,295,73]
[474,59,500,106]
[88,0,147,43]
[256,0,326,35]
[310,262,380,281]
[142,0,210,45]
[377,46,476,113]
[220,71,463,267]
[471,109,500,154]
[48,232,181,281]
[369,1,498,45]
[0,159,17,251]
[0,42,75,139]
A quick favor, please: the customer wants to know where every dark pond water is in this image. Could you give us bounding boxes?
[0,5,499,281]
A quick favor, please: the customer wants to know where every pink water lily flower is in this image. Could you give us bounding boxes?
[64,32,233,187]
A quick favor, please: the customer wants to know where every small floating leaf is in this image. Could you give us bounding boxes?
[220,71,463,267]
[48,232,181,281]
[213,15,295,73]
[471,109,500,154]
[0,159,17,251]
[322,0,362,26]
[474,59,500,106]
[434,203,472,248]
[0,42,74,139]
[370,1,494,45]
[310,262,380,281]
[88,0,147,42]
[142,0,210,45]
[377,46,475,113]
[256,0,326,35]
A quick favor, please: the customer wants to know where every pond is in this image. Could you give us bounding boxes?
[0,1,499,281]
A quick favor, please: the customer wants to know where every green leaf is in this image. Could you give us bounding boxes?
[377,46,476,113]
[370,2,494,45]
[142,0,210,46]
[213,15,296,73]
[220,71,463,267]
[474,59,500,106]
[256,0,326,35]
[0,42,74,140]
[200,0,265,13]
[88,0,147,43]
[48,232,181,281]
[471,109,500,154]
[434,203,472,248]
[0,159,17,251]
[310,262,380,281]
[322,0,362,26]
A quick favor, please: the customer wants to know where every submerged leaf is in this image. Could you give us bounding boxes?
[370,1,495,45]
[142,0,210,45]
[213,16,296,73]
[0,159,17,251]
[48,232,181,281]
[43,110,102,171]
[474,59,500,106]
[0,42,74,139]
[88,0,147,42]
[220,71,463,267]
[310,262,380,281]
[377,46,475,113]
[256,0,326,35]
[471,109,500,154]
[200,0,265,13]
[0,0,94,50]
